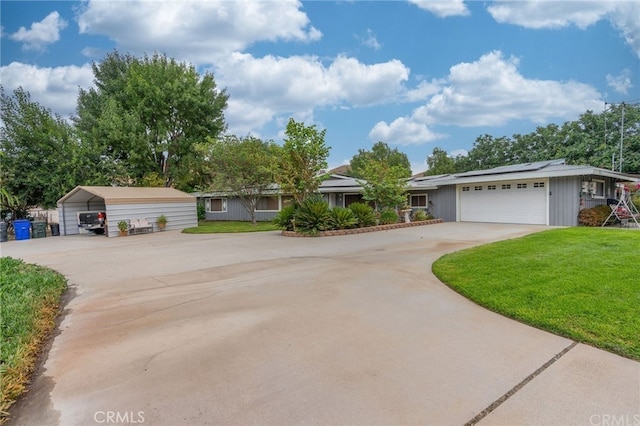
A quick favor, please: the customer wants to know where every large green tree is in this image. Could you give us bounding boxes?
[1,87,84,210]
[425,147,456,176]
[199,135,280,225]
[75,51,229,190]
[358,160,409,211]
[276,118,330,203]
[349,141,411,179]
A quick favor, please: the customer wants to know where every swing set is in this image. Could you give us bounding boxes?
[602,184,640,228]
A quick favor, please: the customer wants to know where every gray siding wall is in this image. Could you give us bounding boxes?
[204,198,280,221]
[105,202,197,237]
[549,176,580,226]
[57,201,107,236]
[549,175,619,226]
[427,185,456,222]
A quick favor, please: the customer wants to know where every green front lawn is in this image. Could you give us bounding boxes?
[432,227,640,360]
[182,220,278,234]
[0,257,67,420]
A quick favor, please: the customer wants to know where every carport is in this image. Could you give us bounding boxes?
[57,186,197,237]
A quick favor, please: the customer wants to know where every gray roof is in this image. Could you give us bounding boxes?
[454,159,566,177]
[59,186,196,205]
[408,160,639,187]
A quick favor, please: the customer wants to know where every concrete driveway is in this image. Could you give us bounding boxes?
[2,223,639,425]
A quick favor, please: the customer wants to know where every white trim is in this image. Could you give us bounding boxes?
[592,179,605,199]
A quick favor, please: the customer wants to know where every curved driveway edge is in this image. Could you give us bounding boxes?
[2,223,638,425]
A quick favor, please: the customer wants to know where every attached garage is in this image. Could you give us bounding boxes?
[458,179,548,225]
[57,186,197,237]
[410,160,638,226]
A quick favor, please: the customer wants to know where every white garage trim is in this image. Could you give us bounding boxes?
[457,179,549,225]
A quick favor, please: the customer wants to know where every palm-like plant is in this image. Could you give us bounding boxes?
[330,207,357,230]
[294,198,332,235]
[272,204,297,231]
[348,202,376,228]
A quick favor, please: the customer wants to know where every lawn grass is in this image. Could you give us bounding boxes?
[432,227,640,361]
[182,220,279,234]
[0,257,67,421]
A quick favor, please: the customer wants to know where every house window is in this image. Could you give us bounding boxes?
[344,194,364,207]
[487,185,497,190]
[534,182,545,188]
[474,185,483,191]
[410,194,427,207]
[462,186,470,192]
[501,184,511,190]
[517,183,527,189]
[592,180,605,199]
[207,197,226,212]
[256,196,279,211]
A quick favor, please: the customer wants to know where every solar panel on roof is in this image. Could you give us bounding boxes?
[454,159,565,177]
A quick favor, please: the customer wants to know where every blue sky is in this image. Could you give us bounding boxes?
[2,1,639,173]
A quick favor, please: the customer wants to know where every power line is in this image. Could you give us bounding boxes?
[603,100,639,173]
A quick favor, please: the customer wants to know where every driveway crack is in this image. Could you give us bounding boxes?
[465,341,578,425]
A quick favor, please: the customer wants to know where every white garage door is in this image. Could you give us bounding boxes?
[459,180,548,225]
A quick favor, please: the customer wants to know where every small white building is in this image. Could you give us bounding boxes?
[57,186,197,237]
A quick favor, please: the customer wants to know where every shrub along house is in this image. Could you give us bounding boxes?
[195,160,638,227]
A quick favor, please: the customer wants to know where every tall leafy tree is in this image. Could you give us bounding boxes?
[199,135,280,225]
[1,86,82,210]
[75,51,229,190]
[276,118,330,204]
[349,141,411,179]
[425,147,456,176]
[358,161,409,211]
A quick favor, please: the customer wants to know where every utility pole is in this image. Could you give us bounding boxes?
[619,102,624,173]
[604,101,631,173]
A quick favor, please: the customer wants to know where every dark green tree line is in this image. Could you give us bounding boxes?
[427,104,640,174]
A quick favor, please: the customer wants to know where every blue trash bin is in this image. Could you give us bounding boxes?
[14,219,31,241]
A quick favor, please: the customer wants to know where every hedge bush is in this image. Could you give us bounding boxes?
[578,205,613,227]
[379,208,399,225]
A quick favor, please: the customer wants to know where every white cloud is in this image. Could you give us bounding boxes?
[370,50,603,145]
[369,117,445,146]
[408,0,470,17]
[10,11,67,51]
[0,62,94,117]
[215,53,410,133]
[487,1,640,57]
[77,0,321,65]
[415,51,603,127]
[606,69,633,95]
[359,29,381,50]
[608,2,640,58]
[404,79,444,102]
[487,1,612,29]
